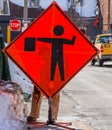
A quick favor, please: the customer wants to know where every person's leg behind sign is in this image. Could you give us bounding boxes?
[52,93,60,120]
[27,87,42,122]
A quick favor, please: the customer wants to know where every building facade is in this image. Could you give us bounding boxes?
[0,0,10,41]
[99,0,112,32]
[0,0,103,41]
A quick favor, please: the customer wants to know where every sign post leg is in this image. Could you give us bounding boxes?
[47,97,55,124]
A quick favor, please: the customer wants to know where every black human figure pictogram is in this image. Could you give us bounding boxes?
[37,25,76,81]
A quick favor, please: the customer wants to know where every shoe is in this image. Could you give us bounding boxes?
[27,116,36,123]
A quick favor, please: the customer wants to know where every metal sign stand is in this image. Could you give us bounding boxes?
[27,97,76,130]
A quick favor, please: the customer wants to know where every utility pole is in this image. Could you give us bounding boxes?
[23,0,28,22]
[3,0,6,14]
[108,0,110,30]
[23,0,28,31]
[101,0,104,16]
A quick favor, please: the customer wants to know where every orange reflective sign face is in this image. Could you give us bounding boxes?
[3,2,98,98]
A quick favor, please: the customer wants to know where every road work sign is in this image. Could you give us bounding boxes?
[3,2,98,98]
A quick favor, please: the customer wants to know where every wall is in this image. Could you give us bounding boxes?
[99,0,112,32]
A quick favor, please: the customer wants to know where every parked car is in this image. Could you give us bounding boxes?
[91,34,112,66]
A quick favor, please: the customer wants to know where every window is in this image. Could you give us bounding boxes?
[0,0,10,15]
[30,0,40,7]
[0,0,4,14]
[71,0,83,6]
[100,36,112,43]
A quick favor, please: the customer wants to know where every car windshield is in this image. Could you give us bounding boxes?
[100,36,112,43]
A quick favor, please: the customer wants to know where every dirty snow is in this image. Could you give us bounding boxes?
[0,81,30,130]
[8,59,34,95]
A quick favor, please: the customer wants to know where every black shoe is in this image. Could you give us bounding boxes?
[27,116,36,123]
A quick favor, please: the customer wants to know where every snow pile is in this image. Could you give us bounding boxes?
[0,80,31,130]
[0,94,24,130]
[8,59,34,95]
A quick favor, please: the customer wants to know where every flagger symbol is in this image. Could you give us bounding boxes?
[24,25,76,81]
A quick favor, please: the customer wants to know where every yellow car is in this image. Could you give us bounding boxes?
[91,34,112,66]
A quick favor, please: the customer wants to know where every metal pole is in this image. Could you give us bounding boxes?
[23,0,28,22]
[108,0,110,30]
[3,0,6,14]
[22,0,28,31]
[101,0,104,16]
[47,97,54,125]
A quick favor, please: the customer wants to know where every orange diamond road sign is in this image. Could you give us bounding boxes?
[3,2,98,98]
